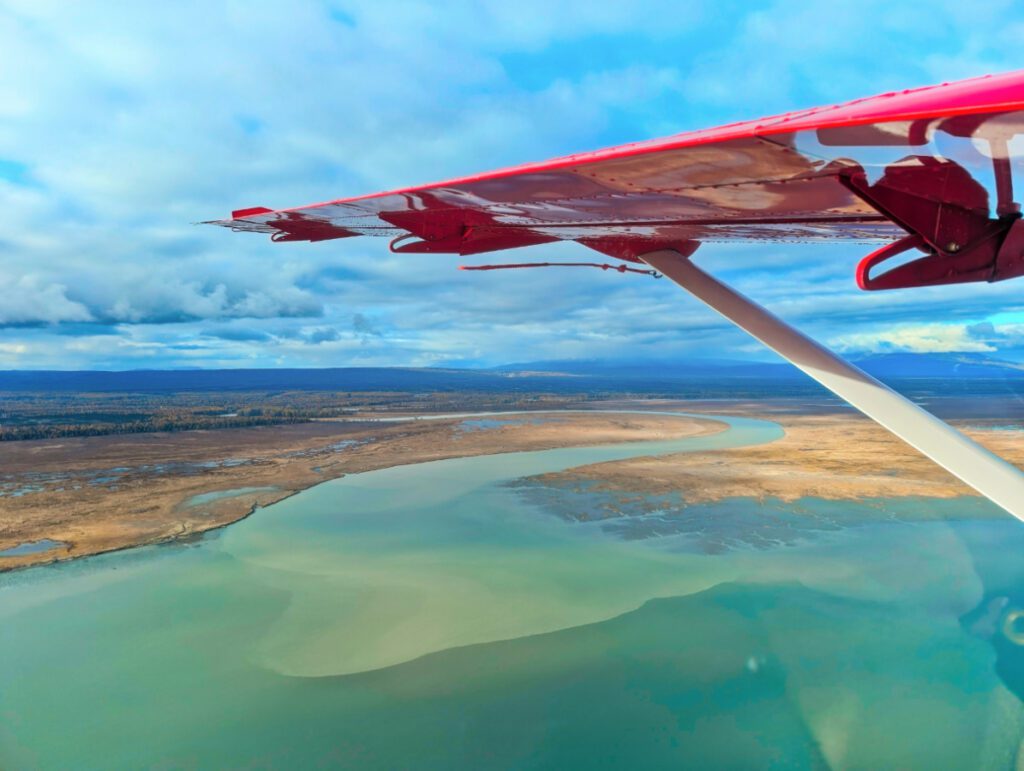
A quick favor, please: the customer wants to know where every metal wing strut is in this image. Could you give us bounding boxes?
[639,249,1024,521]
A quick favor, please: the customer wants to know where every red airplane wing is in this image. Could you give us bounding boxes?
[211,71,1024,289]
[209,70,1024,519]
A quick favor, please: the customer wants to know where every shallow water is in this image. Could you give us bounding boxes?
[0,456,257,499]
[0,538,67,557]
[2,413,1023,769]
[456,415,561,433]
[186,485,280,507]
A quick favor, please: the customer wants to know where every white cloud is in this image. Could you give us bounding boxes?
[0,275,93,325]
[1,1,1023,367]
[831,323,997,354]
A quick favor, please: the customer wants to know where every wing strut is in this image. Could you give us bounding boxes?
[638,249,1024,522]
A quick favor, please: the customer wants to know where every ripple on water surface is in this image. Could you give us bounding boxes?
[507,477,1005,552]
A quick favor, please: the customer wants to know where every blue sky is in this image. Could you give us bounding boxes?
[1,0,1024,370]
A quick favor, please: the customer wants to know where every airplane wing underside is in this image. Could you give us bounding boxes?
[213,71,1024,289]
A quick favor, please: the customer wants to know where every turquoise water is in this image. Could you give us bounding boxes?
[2,414,1024,768]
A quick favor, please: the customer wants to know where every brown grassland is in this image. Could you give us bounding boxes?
[0,410,718,571]
[3,400,1024,572]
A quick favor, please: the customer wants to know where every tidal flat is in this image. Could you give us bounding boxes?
[532,408,1024,508]
[3,412,1024,768]
[4,399,1024,572]
[0,410,718,570]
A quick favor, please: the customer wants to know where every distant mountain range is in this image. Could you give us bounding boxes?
[494,352,1024,380]
[1,352,1021,393]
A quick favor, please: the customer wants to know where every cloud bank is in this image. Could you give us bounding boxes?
[2,1,1024,368]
